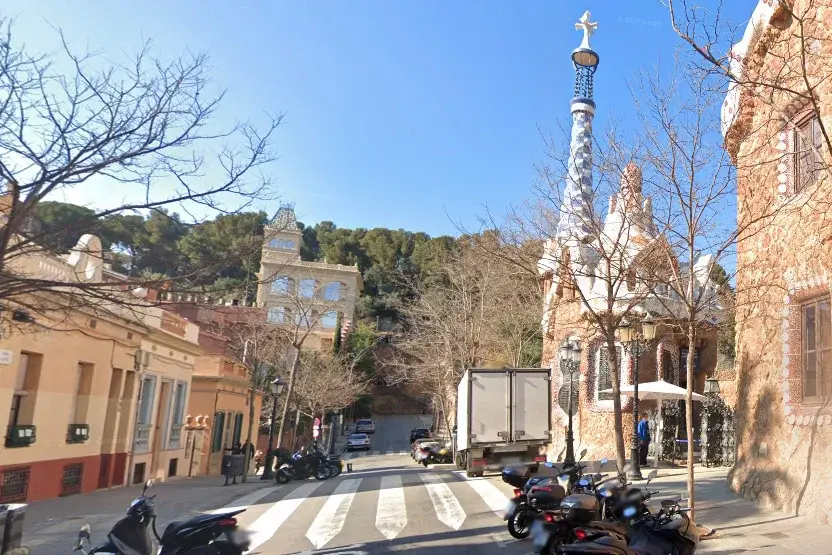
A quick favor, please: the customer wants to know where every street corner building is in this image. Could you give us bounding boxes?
[0,213,205,502]
[725,0,832,521]
[536,16,722,465]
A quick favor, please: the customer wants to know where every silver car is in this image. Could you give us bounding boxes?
[347,433,371,451]
[355,419,376,434]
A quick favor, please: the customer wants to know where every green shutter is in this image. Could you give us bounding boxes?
[232,413,244,445]
[212,412,225,452]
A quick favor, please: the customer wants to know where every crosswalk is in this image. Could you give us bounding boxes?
[341,449,410,459]
[230,468,521,553]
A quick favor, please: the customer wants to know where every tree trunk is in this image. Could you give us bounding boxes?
[275,347,301,454]
[606,333,627,471]
[686,321,696,522]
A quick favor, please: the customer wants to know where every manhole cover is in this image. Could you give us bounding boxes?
[762,531,789,539]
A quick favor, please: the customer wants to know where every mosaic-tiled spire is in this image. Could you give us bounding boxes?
[556,11,599,245]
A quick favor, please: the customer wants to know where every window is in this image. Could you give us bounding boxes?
[211,411,226,452]
[795,115,823,193]
[595,346,624,401]
[803,298,832,401]
[70,363,94,424]
[299,279,316,299]
[321,311,338,329]
[285,240,294,250]
[8,395,22,427]
[268,239,279,248]
[295,310,312,328]
[270,276,291,295]
[169,382,187,448]
[323,282,343,301]
[268,306,287,324]
[138,376,157,425]
[9,352,41,428]
[661,350,674,382]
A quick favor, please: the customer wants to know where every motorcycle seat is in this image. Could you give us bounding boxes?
[162,510,243,543]
[587,520,629,535]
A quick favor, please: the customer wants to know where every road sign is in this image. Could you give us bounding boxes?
[313,417,321,427]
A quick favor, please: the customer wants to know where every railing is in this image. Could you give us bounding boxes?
[134,424,152,452]
[169,425,182,449]
[161,311,187,337]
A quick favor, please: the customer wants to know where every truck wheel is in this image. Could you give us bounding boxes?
[475,471,484,478]
[465,470,476,478]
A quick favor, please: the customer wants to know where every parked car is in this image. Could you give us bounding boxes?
[409,427,431,444]
[355,419,376,434]
[347,433,371,451]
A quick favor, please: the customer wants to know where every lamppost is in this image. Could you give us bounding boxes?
[260,376,287,480]
[559,339,581,466]
[616,318,657,480]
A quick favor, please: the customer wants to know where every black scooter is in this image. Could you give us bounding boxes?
[73,480,250,555]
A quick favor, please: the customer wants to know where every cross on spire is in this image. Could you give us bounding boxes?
[575,10,598,51]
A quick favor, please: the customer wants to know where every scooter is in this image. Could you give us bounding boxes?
[418,443,452,466]
[72,480,250,555]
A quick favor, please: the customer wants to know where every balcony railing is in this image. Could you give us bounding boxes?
[169,425,183,449]
[134,424,152,452]
[161,311,187,337]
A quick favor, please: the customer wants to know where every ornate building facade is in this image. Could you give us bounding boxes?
[725,0,832,521]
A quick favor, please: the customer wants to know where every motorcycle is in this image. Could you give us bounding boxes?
[501,466,549,539]
[418,443,453,466]
[72,480,250,555]
[530,459,636,555]
[275,448,333,483]
[559,494,698,554]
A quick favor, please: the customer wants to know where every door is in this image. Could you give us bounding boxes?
[151,380,172,478]
[512,371,551,442]
[469,371,510,444]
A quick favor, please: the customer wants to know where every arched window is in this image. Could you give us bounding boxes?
[285,240,294,249]
[268,239,279,248]
[277,239,286,249]
[270,276,291,295]
[661,349,674,382]
[299,279,316,299]
[321,311,338,329]
[323,282,343,301]
[594,344,629,408]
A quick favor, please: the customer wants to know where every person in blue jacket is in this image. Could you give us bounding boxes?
[637,412,651,467]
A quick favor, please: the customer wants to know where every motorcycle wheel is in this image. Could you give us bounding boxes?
[314,466,331,481]
[422,459,429,467]
[276,470,291,484]
[543,533,565,555]
[182,546,220,555]
[507,512,530,540]
[330,463,342,477]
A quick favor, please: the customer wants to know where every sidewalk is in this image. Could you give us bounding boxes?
[23,474,273,555]
[650,465,832,554]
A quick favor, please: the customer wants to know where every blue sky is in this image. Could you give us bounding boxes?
[12,1,753,237]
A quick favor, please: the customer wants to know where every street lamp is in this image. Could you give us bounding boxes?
[559,339,581,466]
[617,317,657,480]
[261,376,287,481]
[704,377,720,396]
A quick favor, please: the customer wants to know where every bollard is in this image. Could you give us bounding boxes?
[346,463,353,473]
[1,503,26,554]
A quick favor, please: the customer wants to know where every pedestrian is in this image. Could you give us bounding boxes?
[232,441,242,455]
[637,411,651,467]
[254,450,264,474]
[243,439,254,460]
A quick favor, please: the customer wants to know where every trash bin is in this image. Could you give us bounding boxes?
[221,454,245,485]
[1,503,26,554]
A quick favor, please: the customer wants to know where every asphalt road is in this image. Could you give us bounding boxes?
[230,414,535,554]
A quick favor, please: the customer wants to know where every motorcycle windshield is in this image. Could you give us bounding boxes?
[108,516,153,555]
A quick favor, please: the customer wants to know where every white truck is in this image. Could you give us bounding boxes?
[455,367,552,477]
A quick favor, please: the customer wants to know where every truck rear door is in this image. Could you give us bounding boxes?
[469,371,510,444]
[511,370,551,442]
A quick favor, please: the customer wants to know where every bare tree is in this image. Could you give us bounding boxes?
[393,235,543,437]
[0,18,282,328]
[292,350,371,431]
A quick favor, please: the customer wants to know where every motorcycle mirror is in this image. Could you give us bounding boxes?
[544,462,555,467]
[647,469,658,483]
[579,448,588,460]
[78,525,91,540]
[600,457,608,466]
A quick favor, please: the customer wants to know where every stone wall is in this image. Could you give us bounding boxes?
[542,290,719,464]
[728,0,832,522]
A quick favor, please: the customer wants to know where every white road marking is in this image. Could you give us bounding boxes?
[463,476,510,517]
[420,472,466,530]
[375,475,407,539]
[205,486,281,514]
[246,482,322,552]
[306,478,362,548]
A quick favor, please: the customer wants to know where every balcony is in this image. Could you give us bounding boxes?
[134,424,152,452]
[169,425,183,449]
[67,424,91,444]
[6,425,36,448]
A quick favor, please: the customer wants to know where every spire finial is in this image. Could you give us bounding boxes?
[575,11,598,51]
